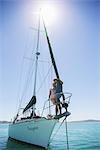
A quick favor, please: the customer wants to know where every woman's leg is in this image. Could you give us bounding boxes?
[58,104,62,114]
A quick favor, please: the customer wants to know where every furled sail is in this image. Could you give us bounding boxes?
[43,19,60,79]
[23,96,36,113]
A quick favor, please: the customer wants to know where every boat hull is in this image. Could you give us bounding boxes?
[9,118,57,148]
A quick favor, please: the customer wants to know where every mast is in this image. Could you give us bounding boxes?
[33,15,40,96]
[42,17,60,79]
[23,14,40,113]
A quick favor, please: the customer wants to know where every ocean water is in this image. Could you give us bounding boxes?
[0,121,100,150]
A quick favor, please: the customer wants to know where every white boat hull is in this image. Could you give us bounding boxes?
[9,118,57,148]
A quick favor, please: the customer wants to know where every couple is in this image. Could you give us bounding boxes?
[49,79,67,116]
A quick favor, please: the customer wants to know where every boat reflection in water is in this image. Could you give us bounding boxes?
[7,138,45,150]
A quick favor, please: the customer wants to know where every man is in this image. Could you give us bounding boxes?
[49,78,65,115]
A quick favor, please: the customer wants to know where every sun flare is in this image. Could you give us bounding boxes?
[38,2,58,26]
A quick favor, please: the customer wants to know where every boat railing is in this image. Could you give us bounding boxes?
[14,92,72,121]
[41,92,72,117]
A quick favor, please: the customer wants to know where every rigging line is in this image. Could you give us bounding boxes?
[38,59,51,90]
[16,57,25,113]
[38,102,54,114]
[65,118,69,150]
[16,29,37,114]
[36,64,53,93]
[50,63,53,84]
[30,27,44,33]
[18,57,35,113]
[38,59,50,63]
[16,30,33,113]
[23,56,34,61]
[21,59,35,98]
[50,117,67,144]
[36,58,48,93]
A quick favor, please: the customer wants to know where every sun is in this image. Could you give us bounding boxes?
[38,2,58,26]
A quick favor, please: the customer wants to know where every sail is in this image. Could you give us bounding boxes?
[23,96,36,113]
[43,19,60,79]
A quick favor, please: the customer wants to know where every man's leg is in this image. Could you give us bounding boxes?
[57,99,62,114]
[55,105,58,115]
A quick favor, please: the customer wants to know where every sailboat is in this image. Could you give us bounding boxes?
[8,15,72,149]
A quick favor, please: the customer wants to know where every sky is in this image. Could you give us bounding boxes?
[0,0,100,121]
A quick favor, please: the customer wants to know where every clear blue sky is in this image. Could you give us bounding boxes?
[0,0,100,121]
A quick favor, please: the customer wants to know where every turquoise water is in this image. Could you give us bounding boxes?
[0,122,100,150]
